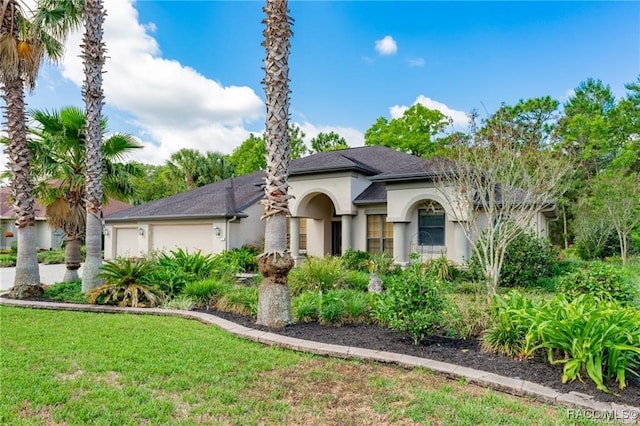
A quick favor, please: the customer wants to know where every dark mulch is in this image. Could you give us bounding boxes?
[206,308,640,408]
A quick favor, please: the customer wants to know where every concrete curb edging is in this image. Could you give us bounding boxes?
[2,296,639,422]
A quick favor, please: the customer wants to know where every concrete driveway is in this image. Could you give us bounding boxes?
[0,264,82,291]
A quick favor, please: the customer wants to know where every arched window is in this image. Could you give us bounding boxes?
[418,200,445,246]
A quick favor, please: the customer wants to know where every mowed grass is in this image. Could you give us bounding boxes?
[0,307,597,425]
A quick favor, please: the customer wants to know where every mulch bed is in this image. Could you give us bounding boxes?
[206,308,640,408]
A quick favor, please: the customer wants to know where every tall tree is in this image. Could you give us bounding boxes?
[82,0,108,291]
[1,0,78,297]
[197,151,234,185]
[256,0,294,327]
[167,148,203,191]
[229,134,267,175]
[309,131,348,153]
[436,115,572,299]
[365,104,450,157]
[29,106,141,282]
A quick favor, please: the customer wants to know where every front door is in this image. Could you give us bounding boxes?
[331,221,342,256]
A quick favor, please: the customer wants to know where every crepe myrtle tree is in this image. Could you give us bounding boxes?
[256,0,294,328]
[436,112,572,299]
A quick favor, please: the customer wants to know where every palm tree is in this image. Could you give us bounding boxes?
[29,106,142,283]
[167,148,204,191]
[82,0,107,291]
[256,0,294,327]
[1,0,80,297]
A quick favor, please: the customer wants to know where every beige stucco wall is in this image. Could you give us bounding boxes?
[289,172,372,216]
[227,202,266,250]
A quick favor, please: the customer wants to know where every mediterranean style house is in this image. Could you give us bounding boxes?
[0,186,131,250]
[104,146,556,265]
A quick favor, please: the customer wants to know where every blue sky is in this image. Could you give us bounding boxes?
[3,0,638,167]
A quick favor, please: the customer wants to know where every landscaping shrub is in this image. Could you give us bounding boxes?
[319,290,348,326]
[213,246,260,273]
[148,268,197,298]
[341,248,371,272]
[182,279,232,308]
[157,248,216,280]
[89,258,164,307]
[481,290,537,358]
[424,254,459,282]
[37,250,65,265]
[43,280,86,303]
[530,294,640,392]
[292,291,321,323]
[160,294,196,311]
[444,293,491,339]
[287,256,346,296]
[557,261,639,305]
[373,263,451,344]
[468,230,556,288]
[215,286,258,317]
[0,254,16,267]
[342,270,369,292]
[341,290,372,324]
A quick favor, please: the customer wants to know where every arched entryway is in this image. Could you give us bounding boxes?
[290,192,346,257]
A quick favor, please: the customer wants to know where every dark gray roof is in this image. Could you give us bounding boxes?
[106,171,265,221]
[106,146,453,222]
[289,145,429,176]
[371,156,455,182]
[353,182,387,205]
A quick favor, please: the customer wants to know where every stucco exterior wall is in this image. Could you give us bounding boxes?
[289,172,372,216]
[227,202,266,250]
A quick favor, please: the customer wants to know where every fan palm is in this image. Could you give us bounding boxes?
[256,0,294,327]
[1,0,81,297]
[29,106,142,283]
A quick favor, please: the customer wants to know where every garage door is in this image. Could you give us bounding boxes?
[115,227,138,258]
[151,224,214,254]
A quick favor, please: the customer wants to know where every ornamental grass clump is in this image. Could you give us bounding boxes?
[182,279,231,308]
[288,256,347,296]
[216,286,258,317]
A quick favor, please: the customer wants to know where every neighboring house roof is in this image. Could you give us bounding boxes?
[106,171,266,222]
[0,186,132,220]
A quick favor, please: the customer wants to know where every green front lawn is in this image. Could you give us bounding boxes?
[0,307,597,425]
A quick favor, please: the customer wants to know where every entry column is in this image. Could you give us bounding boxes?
[289,217,301,264]
[393,222,408,266]
[341,215,352,254]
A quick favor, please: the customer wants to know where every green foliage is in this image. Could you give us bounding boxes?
[343,270,370,292]
[213,246,259,273]
[469,230,555,287]
[10,241,17,255]
[374,264,451,344]
[530,294,640,392]
[0,253,16,267]
[43,280,86,303]
[182,279,232,308]
[424,255,459,282]
[89,258,164,307]
[37,250,65,265]
[365,104,450,157]
[157,248,216,280]
[557,261,639,305]
[160,294,196,310]
[366,252,396,275]
[147,268,196,298]
[319,290,348,326]
[309,131,349,154]
[288,256,347,296]
[340,248,371,272]
[444,293,491,339]
[292,291,321,323]
[481,291,538,358]
[215,285,258,317]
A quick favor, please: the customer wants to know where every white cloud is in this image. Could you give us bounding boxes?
[58,0,264,165]
[374,36,398,56]
[389,95,469,130]
[407,57,425,67]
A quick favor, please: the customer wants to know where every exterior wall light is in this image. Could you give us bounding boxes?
[138,227,145,236]
[213,226,221,237]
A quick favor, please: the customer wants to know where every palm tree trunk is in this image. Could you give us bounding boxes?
[63,236,82,282]
[81,0,106,292]
[256,0,294,328]
[3,77,42,297]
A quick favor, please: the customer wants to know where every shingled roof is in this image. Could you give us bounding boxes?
[106,146,451,221]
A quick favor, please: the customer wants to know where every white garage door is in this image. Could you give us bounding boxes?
[151,224,214,254]
[115,228,138,258]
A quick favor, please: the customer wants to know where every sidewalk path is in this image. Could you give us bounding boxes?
[0,264,82,291]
